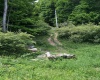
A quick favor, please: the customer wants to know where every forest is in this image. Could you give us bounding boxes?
[0,0,100,80]
[0,0,100,33]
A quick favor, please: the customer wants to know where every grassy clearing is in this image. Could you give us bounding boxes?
[0,39,100,80]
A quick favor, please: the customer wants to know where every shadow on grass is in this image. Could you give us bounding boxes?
[0,50,42,59]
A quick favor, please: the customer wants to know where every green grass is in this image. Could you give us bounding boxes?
[0,40,100,80]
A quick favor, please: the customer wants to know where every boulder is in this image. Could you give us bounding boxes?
[45,52,76,60]
[45,52,56,60]
[28,48,37,52]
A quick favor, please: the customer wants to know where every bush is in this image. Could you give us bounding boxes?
[0,32,35,55]
[0,28,2,31]
[33,20,51,36]
[56,24,100,43]
[8,20,51,36]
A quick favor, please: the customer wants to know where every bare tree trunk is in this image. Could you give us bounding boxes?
[55,9,58,28]
[2,0,8,32]
[7,14,9,31]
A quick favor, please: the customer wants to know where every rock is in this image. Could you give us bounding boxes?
[55,53,76,59]
[62,53,76,59]
[37,54,47,59]
[31,52,76,61]
[45,52,56,60]
[28,48,37,52]
[45,52,76,60]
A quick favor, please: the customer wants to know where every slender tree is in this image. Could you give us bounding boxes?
[2,0,8,32]
[55,9,58,28]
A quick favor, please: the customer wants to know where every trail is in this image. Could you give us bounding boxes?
[47,32,67,53]
[48,32,62,46]
[54,33,62,46]
[48,35,56,46]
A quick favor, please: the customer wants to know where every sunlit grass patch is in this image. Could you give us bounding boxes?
[0,40,100,80]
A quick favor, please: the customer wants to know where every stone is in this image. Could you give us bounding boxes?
[28,48,37,52]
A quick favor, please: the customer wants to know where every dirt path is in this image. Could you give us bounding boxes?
[54,33,62,46]
[48,33,62,46]
[48,36,56,46]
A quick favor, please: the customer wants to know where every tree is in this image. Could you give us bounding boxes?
[0,0,3,27]
[0,0,4,17]
[68,0,100,25]
[38,0,80,26]
[68,0,89,24]
[39,0,56,26]
[56,0,80,23]
[2,0,8,32]
[4,0,50,36]
[6,0,39,32]
[8,0,35,27]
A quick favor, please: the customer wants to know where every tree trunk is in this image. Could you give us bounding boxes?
[55,9,58,28]
[2,0,8,32]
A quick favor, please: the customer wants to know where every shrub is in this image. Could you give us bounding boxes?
[55,27,71,39]
[0,32,35,55]
[0,28,2,31]
[33,20,51,36]
[56,24,100,43]
[8,20,51,36]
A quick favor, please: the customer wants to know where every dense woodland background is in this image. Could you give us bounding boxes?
[1,1,100,80]
[0,0,100,34]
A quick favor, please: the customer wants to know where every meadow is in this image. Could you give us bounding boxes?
[0,40,100,80]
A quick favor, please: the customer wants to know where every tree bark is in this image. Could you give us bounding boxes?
[55,9,58,28]
[2,0,8,32]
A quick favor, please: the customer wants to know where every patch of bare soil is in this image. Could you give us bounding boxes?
[47,33,62,46]
[48,36,56,46]
[54,33,62,46]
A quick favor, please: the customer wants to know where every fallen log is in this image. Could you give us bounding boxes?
[31,52,76,61]
[45,52,76,60]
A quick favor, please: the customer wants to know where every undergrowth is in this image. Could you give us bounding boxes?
[0,40,100,80]
[0,25,100,80]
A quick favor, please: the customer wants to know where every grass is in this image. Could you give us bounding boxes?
[0,39,100,80]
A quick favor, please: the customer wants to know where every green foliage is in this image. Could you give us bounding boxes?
[7,0,49,36]
[68,0,89,25]
[8,0,36,26]
[33,20,51,36]
[68,0,100,25]
[38,0,80,26]
[1,41,100,80]
[39,0,55,26]
[0,32,35,55]
[0,28,2,31]
[56,0,80,23]
[6,0,51,36]
[38,0,100,25]
[0,0,3,16]
[0,0,3,27]
[56,24,100,43]
[1,0,100,29]
[8,20,51,36]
